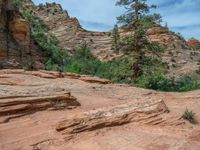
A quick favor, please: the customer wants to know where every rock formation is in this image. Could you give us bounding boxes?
[23,1,117,61]
[187,38,200,50]
[0,70,200,150]
[22,1,190,61]
[146,24,189,50]
[0,1,199,150]
[0,0,199,72]
[0,0,44,69]
[56,99,171,135]
[0,0,199,78]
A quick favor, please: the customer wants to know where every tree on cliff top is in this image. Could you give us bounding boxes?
[116,0,161,53]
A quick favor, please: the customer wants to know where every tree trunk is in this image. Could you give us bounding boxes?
[134,0,140,52]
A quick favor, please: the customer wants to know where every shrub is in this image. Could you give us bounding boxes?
[136,73,166,90]
[64,44,101,75]
[160,76,200,92]
[175,76,200,92]
[64,45,200,92]
[21,10,68,70]
[12,0,22,9]
[182,109,196,123]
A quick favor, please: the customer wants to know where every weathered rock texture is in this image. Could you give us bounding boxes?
[0,93,79,123]
[120,24,190,50]
[0,69,112,84]
[147,24,189,50]
[23,1,120,61]
[0,70,82,124]
[162,49,200,77]
[187,38,200,50]
[56,99,172,135]
[0,70,200,150]
[23,1,191,61]
[0,0,44,69]
[1,0,199,74]
[19,1,200,77]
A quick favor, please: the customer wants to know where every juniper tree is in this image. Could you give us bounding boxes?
[116,0,162,78]
[116,0,162,61]
[112,24,120,54]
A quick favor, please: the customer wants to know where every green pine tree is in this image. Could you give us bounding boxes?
[112,24,120,54]
[116,0,162,59]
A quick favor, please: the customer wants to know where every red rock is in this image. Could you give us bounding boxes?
[0,70,200,150]
[187,38,200,50]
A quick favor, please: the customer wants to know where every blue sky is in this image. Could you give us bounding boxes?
[32,0,200,40]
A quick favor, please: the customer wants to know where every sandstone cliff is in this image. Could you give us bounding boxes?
[0,0,44,69]
[23,1,191,61]
[20,0,200,77]
[1,0,199,76]
[23,1,117,61]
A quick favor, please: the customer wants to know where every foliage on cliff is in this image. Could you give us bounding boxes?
[21,10,68,70]
[64,45,200,92]
[116,0,162,58]
[17,1,200,92]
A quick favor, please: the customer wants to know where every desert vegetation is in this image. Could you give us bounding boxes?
[1,1,200,150]
[12,0,199,92]
[21,10,68,70]
[182,109,196,123]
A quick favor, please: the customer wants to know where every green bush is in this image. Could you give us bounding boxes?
[182,109,196,123]
[12,0,22,9]
[21,10,68,70]
[63,45,200,92]
[174,76,200,92]
[64,45,101,74]
[136,73,166,90]
[142,75,200,92]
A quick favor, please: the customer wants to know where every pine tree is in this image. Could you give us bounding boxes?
[116,0,162,55]
[116,0,162,78]
[112,24,120,54]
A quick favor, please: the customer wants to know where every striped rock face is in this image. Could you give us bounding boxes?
[24,1,189,61]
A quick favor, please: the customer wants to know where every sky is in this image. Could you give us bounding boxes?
[32,0,200,40]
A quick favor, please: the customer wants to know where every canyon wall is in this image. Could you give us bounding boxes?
[24,1,190,61]
[0,0,198,71]
[0,0,44,69]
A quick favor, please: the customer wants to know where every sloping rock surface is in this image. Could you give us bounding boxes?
[56,99,170,135]
[0,70,200,150]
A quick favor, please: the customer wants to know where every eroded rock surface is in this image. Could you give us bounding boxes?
[19,1,200,78]
[0,70,200,150]
[0,93,79,123]
[1,0,200,78]
[56,99,170,135]
[22,1,192,62]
